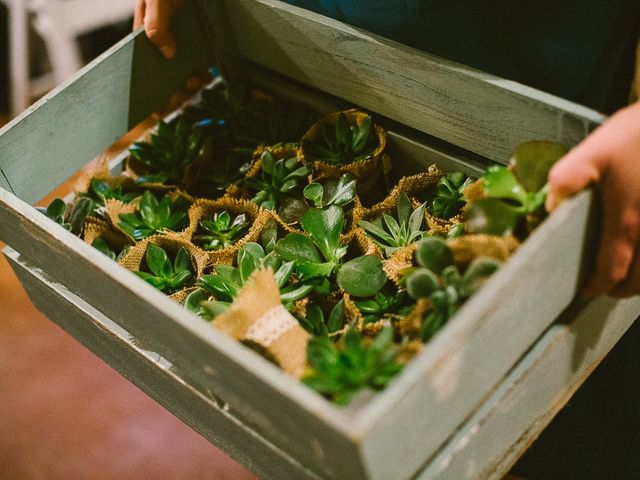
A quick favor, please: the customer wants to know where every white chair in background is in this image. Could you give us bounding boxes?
[5,0,133,116]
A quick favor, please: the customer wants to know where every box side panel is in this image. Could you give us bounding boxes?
[4,248,322,480]
[420,296,640,480]
[0,2,214,205]
[357,191,599,480]
[0,189,365,480]
[220,0,604,164]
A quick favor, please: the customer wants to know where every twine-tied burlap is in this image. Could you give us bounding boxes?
[118,233,210,303]
[186,196,269,265]
[300,109,387,193]
[213,269,309,378]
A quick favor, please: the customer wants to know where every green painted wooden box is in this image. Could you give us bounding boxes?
[2,1,639,479]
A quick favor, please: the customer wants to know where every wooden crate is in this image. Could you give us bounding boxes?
[1,1,639,479]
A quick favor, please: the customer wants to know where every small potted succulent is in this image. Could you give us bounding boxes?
[300,109,386,192]
[191,210,250,251]
[116,190,190,241]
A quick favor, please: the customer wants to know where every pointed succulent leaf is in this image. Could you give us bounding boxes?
[274,261,295,288]
[280,283,315,303]
[185,287,210,313]
[397,192,412,226]
[68,197,93,235]
[173,247,192,274]
[296,261,336,281]
[145,244,171,278]
[327,299,345,333]
[45,198,67,223]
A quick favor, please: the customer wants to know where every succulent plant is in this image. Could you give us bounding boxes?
[244,149,311,210]
[303,326,403,405]
[278,174,357,224]
[91,237,131,262]
[135,244,194,294]
[465,141,567,236]
[353,290,411,324]
[302,112,379,165]
[358,192,426,256]
[429,171,472,219]
[118,191,189,240]
[403,237,500,342]
[86,178,139,205]
[298,299,346,336]
[192,211,250,251]
[39,196,94,236]
[128,117,205,185]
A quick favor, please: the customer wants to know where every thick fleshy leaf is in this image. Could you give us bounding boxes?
[275,233,321,263]
[145,244,171,278]
[274,261,295,288]
[358,219,396,245]
[280,283,315,303]
[68,197,93,235]
[407,203,426,235]
[296,261,336,281]
[465,198,522,236]
[414,237,453,274]
[278,197,310,223]
[462,256,501,294]
[323,174,356,207]
[406,268,440,299]
[482,166,527,205]
[337,255,387,298]
[397,192,412,226]
[328,300,345,333]
[140,191,159,222]
[168,269,193,289]
[45,198,67,222]
[238,242,265,283]
[173,247,192,274]
[306,305,327,335]
[301,205,344,262]
[184,288,209,313]
[510,141,567,193]
[304,183,324,208]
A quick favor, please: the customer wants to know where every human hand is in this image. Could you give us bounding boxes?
[133,0,185,59]
[546,101,640,298]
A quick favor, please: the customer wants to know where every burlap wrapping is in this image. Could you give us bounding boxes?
[396,339,424,364]
[118,233,210,281]
[247,143,301,179]
[186,196,269,265]
[299,109,387,193]
[353,170,443,257]
[382,244,417,287]
[105,190,193,242]
[462,178,485,204]
[213,269,310,378]
[83,217,133,255]
[397,298,431,338]
[343,293,365,331]
[447,234,520,266]
[170,286,200,305]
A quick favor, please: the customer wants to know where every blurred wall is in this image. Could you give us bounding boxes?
[1,4,8,114]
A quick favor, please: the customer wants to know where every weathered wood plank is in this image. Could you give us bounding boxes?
[221,0,605,163]
[420,296,640,480]
[3,248,322,480]
[0,2,214,205]
[0,188,363,480]
[353,191,601,480]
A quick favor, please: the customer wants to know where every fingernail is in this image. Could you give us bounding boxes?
[160,45,176,59]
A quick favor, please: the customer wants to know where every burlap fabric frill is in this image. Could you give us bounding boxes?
[118,233,210,304]
[214,269,309,378]
[352,169,443,257]
[104,189,194,242]
[82,217,133,254]
[299,109,387,193]
[186,196,270,265]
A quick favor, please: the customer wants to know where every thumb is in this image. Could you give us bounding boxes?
[545,145,602,211]
[144,0,179,59]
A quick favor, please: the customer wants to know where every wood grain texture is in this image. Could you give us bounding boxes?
[3,248,320,480]
[420,297,640,480]
[0,188,365,480]
[0,2,213,205]
[353,191,600,480]
[221,0,605,164]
